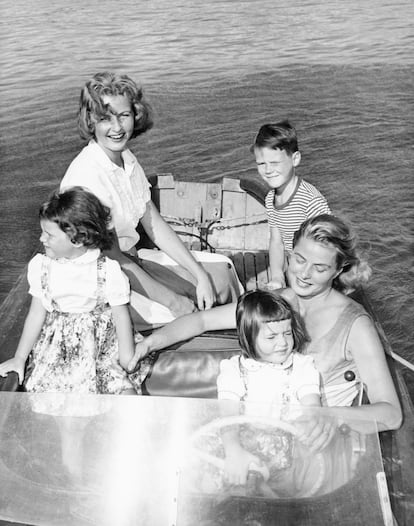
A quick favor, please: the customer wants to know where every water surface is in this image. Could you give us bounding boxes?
[0,0,413,388]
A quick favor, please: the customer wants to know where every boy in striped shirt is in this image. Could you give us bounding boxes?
[253,120,331,288]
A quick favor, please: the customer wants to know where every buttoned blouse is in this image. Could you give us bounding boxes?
[61,141,151,252]
[28,249,130,312]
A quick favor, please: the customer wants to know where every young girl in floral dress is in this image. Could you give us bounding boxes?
[0,186,137,401]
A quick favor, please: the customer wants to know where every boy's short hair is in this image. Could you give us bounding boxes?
[253,120,298,155]
[78,71,153,141]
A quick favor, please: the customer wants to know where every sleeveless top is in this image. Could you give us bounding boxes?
[303,299,369,407]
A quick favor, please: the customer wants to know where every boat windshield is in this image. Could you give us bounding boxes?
[0,392,393,526]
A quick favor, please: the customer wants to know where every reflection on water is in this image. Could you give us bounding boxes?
[0,0,413,385]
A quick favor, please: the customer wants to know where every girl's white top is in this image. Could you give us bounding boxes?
[28,249,130,312]
[61,140,151,252]
[217,353,320,406]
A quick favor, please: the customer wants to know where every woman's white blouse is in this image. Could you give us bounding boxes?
[61,140,151,252]
[28,250,130,312]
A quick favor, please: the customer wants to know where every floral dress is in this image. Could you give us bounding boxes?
[24,255,133,409]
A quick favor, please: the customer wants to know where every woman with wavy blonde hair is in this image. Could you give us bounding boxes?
[129,214,401,436]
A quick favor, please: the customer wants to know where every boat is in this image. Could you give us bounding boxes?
[0,174,413,526]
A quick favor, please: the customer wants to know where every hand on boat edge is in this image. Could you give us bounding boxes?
[0,357,26,384]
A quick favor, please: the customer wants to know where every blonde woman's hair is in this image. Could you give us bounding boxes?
[292,214,372,294]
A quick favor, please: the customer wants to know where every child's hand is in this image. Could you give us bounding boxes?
[127,334,150,373]
[0,357,26,384]
[265,276,286,290]
[223,443,262,486]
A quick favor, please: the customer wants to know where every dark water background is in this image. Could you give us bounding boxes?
[0,0,413,392]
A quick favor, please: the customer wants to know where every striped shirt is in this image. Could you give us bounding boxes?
[265,178,331,252]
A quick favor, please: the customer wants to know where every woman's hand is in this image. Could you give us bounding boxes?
[293,412,337,452]
[194,267,215,310]
[0,357,26,384]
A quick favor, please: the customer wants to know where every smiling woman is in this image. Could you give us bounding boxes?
[91,95,136,167]
[128,213,402,432]
[285,214,401,429]
[60,72,242,330]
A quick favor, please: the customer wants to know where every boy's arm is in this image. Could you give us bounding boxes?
[268,226,286,288]
[0,297,47,383]
[111,304,135,369]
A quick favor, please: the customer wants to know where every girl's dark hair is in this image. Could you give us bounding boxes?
[78,71,153,140]
[292,214,372,294]
[39,186,114,250]
[236,289,308,359]
[252,120,298,155]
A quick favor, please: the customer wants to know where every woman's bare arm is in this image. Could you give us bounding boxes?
[127,303,237,371]
[111,304,135,369]
[330,316,402,431]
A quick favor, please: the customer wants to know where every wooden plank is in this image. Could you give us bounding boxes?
[243,252,259,291]
[244,196,268,251]
[210,184,247,251]
[203,183,222,221]
[254,252,270,288]
[229,252,247,291]
[222,177,243,192]
[0,270,30,370]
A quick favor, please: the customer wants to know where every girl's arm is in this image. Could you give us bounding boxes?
[0,297,47,383]
[329,316,402,431]
[111,304,135,369]
[127,303,237,371]
[140,200,215,310]
[218,399,262,485]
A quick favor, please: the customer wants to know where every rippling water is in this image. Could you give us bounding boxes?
[0,0,413,388]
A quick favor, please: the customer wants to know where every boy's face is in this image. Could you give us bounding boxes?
[254,147,300,191]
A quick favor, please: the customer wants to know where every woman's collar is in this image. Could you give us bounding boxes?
[88,140,135,172]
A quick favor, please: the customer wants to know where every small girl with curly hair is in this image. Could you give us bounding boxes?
[0,186,136,397]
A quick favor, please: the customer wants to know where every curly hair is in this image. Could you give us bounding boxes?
[292,214,372,293]
[78,71,153,140]
[39,186,114,250]
[236,289,308,360]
